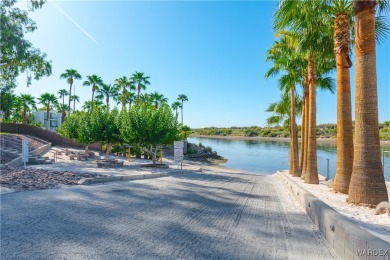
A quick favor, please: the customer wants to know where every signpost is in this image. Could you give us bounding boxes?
[174,141,184,171]
[22,140,29,167]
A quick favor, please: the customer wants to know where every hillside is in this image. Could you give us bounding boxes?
[191,122,390,141]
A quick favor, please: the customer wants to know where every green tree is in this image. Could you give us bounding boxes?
[99,108,121,157]
[83,74,103,112]
[177,94,188,125]
[58,110,101,153]
[57,111,80,140]
[0,0,52,91]
[121,103,179,165]
[0,91,15,120]
[130,72,151,102]
[38,92,58,130]
[60,69,82,114]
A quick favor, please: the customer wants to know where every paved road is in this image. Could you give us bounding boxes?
[1,171,337,259]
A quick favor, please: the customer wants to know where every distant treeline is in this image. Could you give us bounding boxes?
[191,122,390,140]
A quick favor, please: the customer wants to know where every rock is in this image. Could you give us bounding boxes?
[375,201,390,216]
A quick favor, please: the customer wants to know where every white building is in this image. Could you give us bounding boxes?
[32,111,62,131]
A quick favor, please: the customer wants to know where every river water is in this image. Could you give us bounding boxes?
[188,137,390,181]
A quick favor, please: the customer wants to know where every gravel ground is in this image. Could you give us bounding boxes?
[0,170,337,259]
[0,134,47,164]
[0,164,104,191]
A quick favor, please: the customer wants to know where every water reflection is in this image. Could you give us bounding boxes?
[188,137,390,181]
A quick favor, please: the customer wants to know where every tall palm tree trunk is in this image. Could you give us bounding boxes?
[302,72,309,179]
[334,12,354,194]
[137,85,141,102]
[22,108,27,124]
[181,101,184,124]
[291,86,300,177]
[348,0,388,205]
[304,52,319,184]
[73,99,76,113]
[122,88,126,111]
[46,103,50,131]
[68,80,73,115]
[299,93,306,172]
[91,85,95,112]
[106,96,109,111]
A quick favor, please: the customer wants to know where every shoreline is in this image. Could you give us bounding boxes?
[190,134,390,145]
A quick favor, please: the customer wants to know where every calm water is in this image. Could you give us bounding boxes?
[188,137,390,181]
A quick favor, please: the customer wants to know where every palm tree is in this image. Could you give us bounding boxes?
[171,101,181,118]
[38,93,58,130]
[114,76,135,111]
[329,0,389,193]
[348,0,388,206]
[70,95,79,113]
[82,100,104,111]
[130,72,150,102]
[58,89,69,107]
[83,74,103,112]
[150,91,168,108]
[127,92,136,111]
[96,83,117,111]
[177,94,188,125]
[265,35,306,177]
[274,0,335,184]
[12,96,23,122]
[327,0,354,194]
[60,69,82,115]
[58,89,68,120]
[19,94,36,124]
[57,103,69,123]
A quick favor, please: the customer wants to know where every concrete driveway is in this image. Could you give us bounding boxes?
[0,170,337,259]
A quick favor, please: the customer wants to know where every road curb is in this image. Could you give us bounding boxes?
[277,171,390,260]
[78,171,183,185]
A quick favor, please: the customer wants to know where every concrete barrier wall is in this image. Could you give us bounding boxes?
[0,123,101,150]
[6,143,52,167]
[277,171,390,260]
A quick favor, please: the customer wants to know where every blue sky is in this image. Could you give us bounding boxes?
[16,0,390,128]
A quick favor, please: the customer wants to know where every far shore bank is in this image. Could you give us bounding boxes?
[190,134,390,146]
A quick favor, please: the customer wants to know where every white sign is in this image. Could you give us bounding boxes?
[174,141,184,149]
[174,141,184,163]
[22,140,29,165]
